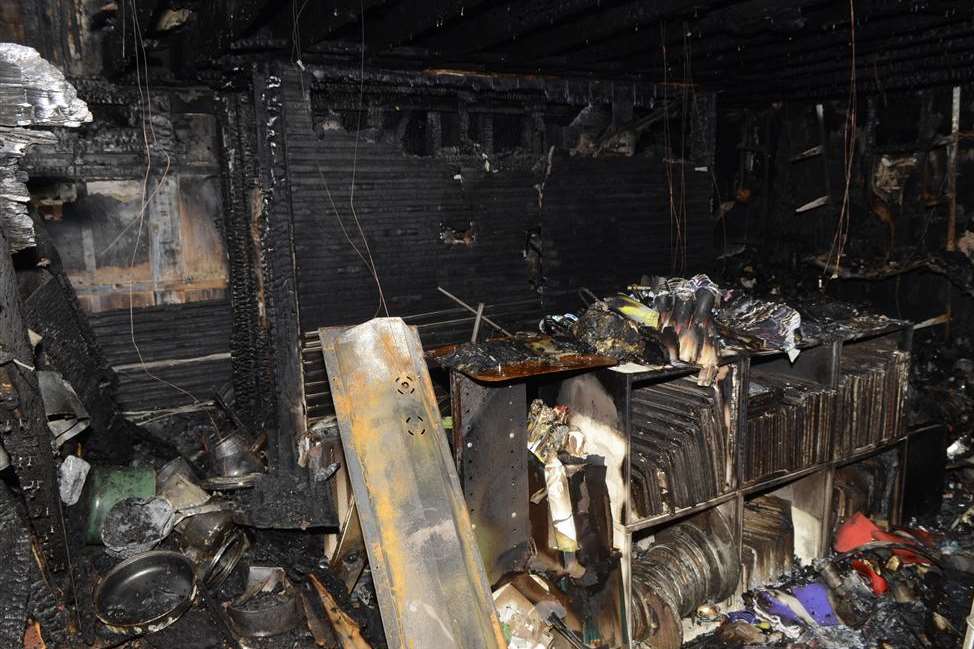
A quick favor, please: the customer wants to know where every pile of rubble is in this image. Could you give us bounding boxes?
[685,498,974,649]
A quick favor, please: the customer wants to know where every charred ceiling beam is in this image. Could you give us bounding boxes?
[304,61,659,107]
[418,0,604,55]
[297,42,642,83]
[364,0,492,53]
[311,91,582,118]
[690,12,966,76]
[498,0,739,61]
[581,0,964,75]
[726,27,974,87]
[175,0,278,66]
[281,0,388,52]
[611,10,952,79]
[596,18,955,87]
[560,0,851,65]
[725,49,974,102]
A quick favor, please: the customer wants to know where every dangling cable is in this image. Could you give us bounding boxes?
[125,0,212,420]
[823,0,857,281]
[348,0,389,317]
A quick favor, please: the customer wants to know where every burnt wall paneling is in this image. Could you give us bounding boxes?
[254,66,716,434]
[279,72,715,340]
[284,127,541,333]
[86,300,232,410]
[541,157,713,304]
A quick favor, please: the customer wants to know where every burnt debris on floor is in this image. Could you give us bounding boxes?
[4,1,974,648]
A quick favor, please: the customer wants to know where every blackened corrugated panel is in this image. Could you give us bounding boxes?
[113,356,232,411]
[86,300,232,408]
[541,157,712,308]
[281,77,714,345]
[281,96,543,338]
[275,75,716,434]
[87,300,233,366]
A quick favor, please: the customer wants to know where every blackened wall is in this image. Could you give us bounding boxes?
[542,156,712,304]
[282,71,714,338]
[245,66,714,432]
[86,300,232,411]
[287,123,541,337]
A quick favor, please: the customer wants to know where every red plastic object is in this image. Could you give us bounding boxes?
[833,512,927,564]
[834,513,882,552]
[851,559,888,595]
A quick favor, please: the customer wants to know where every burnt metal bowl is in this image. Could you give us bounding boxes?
[94,550,197,635]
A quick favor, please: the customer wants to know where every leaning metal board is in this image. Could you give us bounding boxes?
[319,319,506,649]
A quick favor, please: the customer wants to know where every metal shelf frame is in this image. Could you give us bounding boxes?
[448,321,915,649]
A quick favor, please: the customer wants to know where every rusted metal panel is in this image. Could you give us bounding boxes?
[319,318,505,649]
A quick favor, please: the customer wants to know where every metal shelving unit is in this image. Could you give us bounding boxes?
[447,320,915,648]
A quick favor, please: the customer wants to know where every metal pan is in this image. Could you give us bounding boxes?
[94,550,196,635]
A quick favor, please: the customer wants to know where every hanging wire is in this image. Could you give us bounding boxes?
[125,1,220,445]
[661,22,682,276]
[823,0,858,281]
[348,0,389,317]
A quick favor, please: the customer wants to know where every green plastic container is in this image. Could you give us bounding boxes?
[83,466,156,544]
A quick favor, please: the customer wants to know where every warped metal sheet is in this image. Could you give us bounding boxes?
[319,318,505,649]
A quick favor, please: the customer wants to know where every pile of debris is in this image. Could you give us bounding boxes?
[2,393,385,649]
[684,502,974,649]
[441,273,808,387]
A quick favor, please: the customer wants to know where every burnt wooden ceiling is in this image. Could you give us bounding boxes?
[112,0,974,102]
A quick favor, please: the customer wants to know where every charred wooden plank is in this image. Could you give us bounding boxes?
[0,228,70,593]
[0,482,32,647]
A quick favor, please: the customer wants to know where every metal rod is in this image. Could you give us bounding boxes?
[471,302,485,343]
[437,287,513,337]
[947,85,961,252]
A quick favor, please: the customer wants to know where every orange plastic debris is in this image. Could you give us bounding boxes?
[23,621,46,649]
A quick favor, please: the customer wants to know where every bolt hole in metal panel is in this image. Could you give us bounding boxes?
[319,319,505,649]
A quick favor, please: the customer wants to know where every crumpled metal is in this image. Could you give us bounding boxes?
[36,370,89,446]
